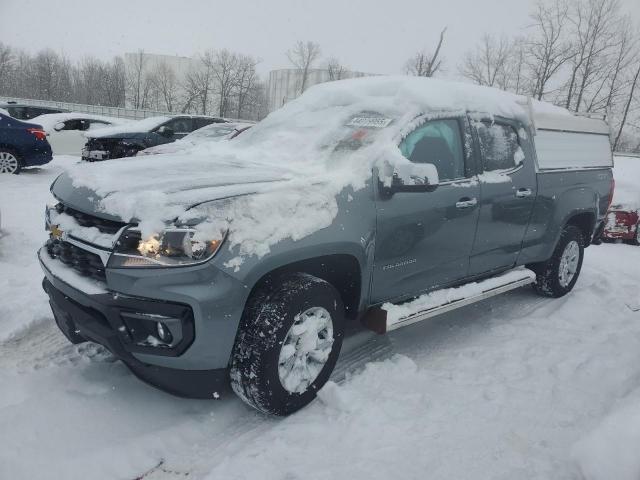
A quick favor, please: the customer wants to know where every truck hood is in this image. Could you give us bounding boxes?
[51,152,296,223]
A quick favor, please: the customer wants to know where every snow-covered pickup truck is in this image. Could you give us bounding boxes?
[38,77,614,415]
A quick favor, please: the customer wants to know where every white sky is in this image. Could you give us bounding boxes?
[1,0,639,78]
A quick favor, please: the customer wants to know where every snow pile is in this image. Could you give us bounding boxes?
[66,76,535,260]
[383,267,535,325]
[85,115,171,138]
[612,154,640,210]
[572,392,640,480]
[30,112,130,133]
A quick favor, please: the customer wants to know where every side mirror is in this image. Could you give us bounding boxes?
[158,126,174,137]
[53,122,65,132]
[388,163,439,194]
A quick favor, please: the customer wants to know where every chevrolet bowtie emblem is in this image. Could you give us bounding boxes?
[50,224,64,240]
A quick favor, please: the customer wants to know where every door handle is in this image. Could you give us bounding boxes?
[456,197,478,209]
[515,188,532,198]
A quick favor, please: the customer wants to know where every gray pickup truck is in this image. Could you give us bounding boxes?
[39,77,614,415]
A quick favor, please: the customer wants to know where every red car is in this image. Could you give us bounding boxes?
[603,208,640,244]
[603,154,640,245]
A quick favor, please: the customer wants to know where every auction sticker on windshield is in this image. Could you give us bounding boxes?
[347,117,392,128]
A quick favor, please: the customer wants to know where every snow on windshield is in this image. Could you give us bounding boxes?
[86,115,172,138]
[68,76,533,264]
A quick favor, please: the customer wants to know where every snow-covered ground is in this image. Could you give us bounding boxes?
[1,156,640,480]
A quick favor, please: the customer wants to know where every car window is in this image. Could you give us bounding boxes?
[8,107,27,119]
[163,117,192,134]
[87,120,110,130]
[399,119,466,182]
[475,122,522,172]
[193,117,216,130]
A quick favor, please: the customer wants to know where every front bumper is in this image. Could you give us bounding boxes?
[41,276,228,398]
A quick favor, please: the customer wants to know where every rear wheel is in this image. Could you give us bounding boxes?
[0,150,20,174]
[531,225,584,298]
[230,272,345,415]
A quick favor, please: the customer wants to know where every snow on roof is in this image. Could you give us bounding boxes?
[0,107,9,117]
[31,112,131,132]
[86,115,172,138]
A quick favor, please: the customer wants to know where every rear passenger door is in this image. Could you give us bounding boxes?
[371,116,481,303]
[468,118,537,276]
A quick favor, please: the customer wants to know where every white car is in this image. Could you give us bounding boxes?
[137,122,253,156]
[31,113,131,156]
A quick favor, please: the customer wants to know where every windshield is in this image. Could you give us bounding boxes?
[186,124,238,141]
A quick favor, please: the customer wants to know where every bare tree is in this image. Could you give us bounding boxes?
[126,50,149,109]
[563,0,621,111]
[614,60,640,150]
[326,57,349,81]
[459,34,513,88]
[526,0,574,100]
[234,54,260,118]
[286,40,321,94]
[212,49,239,117]
[149,60,179,112]
[405,27,447,77]
[0,42,13,87]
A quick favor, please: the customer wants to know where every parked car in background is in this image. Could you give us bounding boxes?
[603,153,640,245]
[137,122,253,156]
[82,115,227,161]
[40,77,614,415]
[0,102,69,120]
[32,112,131,156]
[0,111,52,174]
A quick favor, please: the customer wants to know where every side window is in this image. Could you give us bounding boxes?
[163,117,192,134]
[476,122,523,172]
[399,119,466,182]
[193,117,215,130]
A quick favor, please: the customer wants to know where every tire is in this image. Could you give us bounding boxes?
[230,272,345,416]
[531,225,584,298]
[0,149,21,174]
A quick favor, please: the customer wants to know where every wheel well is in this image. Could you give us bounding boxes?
[566,212,595,245]
[251,255,362,320]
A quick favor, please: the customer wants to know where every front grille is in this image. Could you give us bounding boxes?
[46,238,106,281]
[57,203,126,235]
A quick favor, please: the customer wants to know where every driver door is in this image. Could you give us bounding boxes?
[371,117,481,304]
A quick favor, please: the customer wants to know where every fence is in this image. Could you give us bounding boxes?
[0,96,171,120]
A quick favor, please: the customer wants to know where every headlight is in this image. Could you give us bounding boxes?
[108,227,226,268]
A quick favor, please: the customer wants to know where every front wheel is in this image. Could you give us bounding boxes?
[531,225,584,298]
[230,273,345,415]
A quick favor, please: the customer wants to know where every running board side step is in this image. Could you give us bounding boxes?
[362,268,536,334]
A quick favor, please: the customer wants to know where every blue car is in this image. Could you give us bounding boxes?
[0,111,53,174]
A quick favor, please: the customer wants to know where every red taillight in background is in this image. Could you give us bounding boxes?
[27,128,47,141]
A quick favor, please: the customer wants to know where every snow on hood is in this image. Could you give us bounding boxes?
[612,155,640,211]
[86,115,172,138]
[63,76,534,260]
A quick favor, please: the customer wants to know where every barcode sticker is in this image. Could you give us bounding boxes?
[346,117,392,128]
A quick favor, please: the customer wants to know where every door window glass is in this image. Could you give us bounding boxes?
[476,123,522,171]
[399,119,465,182]
[163,117,192,134]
